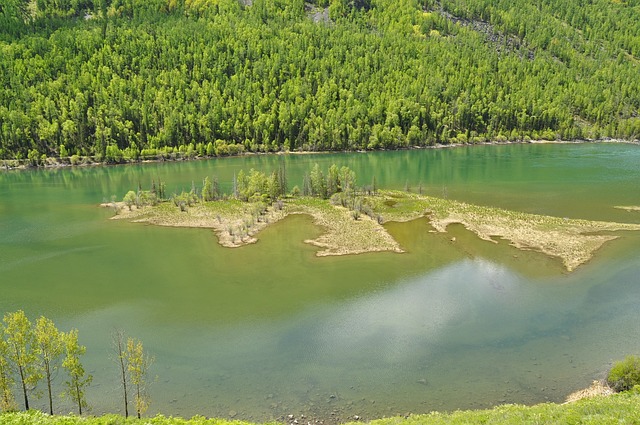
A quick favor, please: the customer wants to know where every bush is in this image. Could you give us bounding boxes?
[608,355,640,392]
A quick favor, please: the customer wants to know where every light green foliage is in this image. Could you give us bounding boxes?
[126,338,153,419]
[0,333,17,412]
[34,317,65,415]
[326,164,340,196]
[62,329,92,415]
[309,164,327,198]
[2,0,640,163]
[2,311,41,411]
[202,176,214,202]
[608,355,640,392]
[123,191,137,211]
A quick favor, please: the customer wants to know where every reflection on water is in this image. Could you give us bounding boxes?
[70,252,640,422]
[1,143,640,420]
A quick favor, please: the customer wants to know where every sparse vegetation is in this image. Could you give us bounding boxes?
[106,164,640,270]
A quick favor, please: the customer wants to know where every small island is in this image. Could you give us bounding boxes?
[104,164,640,272]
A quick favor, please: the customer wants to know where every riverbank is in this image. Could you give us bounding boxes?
[5,138,639,171]
[2,390,639,424]
[105,190,640,272]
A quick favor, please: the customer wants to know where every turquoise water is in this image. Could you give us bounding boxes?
[1,143,640,421]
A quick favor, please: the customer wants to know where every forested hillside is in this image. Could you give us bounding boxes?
[1,0,639,164]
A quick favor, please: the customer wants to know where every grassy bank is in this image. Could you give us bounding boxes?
[3,391,640,424]
[107,190,640,272]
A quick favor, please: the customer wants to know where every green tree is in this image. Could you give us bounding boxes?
[126,337,153,419]
[327,164,340,196]
[123,191,137,211]
[339,166,356,194]
[34,316,65,415]
[0,0,31,23]
[202,176,214,202]
[0,333,17,412]
[310,164,327,198]
[302,173,311,196]
[2,311,41,411]
[62,329,92,415]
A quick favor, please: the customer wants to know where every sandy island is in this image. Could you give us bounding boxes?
[104,191,640,271]
[615,206,640,212]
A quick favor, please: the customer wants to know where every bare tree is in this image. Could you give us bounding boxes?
[112,330,130,418]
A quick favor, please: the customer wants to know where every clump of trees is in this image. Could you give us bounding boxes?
[131,163,387,224]
[113,330,154,419]
[0,311,91,415]
[151,163,360,212]
[121,180,167,211]
[607,355,640,393]
[1,312,153,418]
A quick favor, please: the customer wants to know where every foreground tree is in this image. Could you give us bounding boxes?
[126,337,153,419]
[62,329,92,415]
[0,334,17,412]
[34,316,65,415]
[113,330,154,419]
[2,311,41,410]
[113,330,130,418]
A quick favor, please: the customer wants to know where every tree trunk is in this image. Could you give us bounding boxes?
[19,366,29,410]
[76,382,82,415]
[137,385,141,419]
[121,359,128,417]
[47,374,53,414]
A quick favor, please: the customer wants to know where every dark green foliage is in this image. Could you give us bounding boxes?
[608,355,640,392]
[1,0,639,163]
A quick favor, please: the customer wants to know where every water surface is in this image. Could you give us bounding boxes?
[1,143,640,421]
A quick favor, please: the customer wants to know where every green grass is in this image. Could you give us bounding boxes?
[3,392,640,424]
[358,392,640,425]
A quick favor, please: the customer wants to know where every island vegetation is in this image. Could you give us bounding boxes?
[106,164,640,271]
[1,0,640,167]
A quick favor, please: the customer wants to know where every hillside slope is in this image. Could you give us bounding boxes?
[1,0,639,162]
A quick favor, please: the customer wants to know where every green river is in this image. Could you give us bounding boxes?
[1,143,640,422]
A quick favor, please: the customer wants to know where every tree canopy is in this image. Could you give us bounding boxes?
[1,0,639,163]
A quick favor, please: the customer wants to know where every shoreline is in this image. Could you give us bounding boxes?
[5,138,639,172]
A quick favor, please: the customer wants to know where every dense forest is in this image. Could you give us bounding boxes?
[0,0,639,164]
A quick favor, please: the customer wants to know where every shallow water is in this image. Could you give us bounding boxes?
[1,143,640,421]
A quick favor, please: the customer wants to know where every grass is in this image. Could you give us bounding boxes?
[286,197,402,256]
[3,391,640,424]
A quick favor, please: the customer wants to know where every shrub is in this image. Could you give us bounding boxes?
[608,355,640,392]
